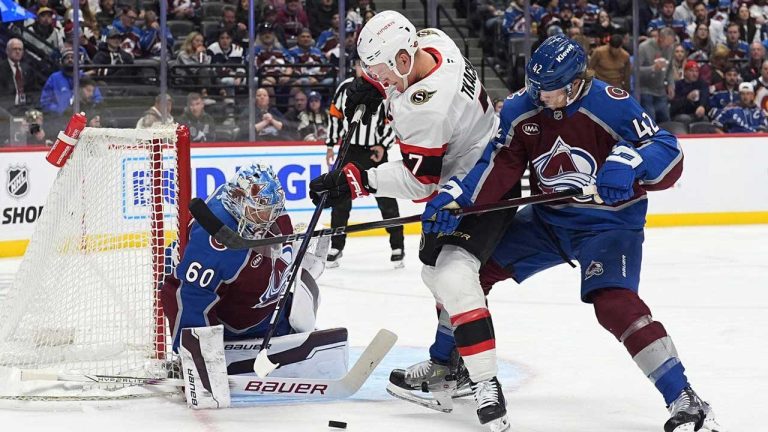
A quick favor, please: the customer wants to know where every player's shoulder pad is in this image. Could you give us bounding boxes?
[579,79,642,128]
[498,88,539,129]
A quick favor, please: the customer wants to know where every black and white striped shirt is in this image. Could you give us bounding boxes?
[325,77,395,149]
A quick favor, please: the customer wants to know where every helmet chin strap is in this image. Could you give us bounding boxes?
[392,51,416,91]
[565,79,585,107]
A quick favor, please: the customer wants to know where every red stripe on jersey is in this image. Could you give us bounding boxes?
[413,191,438,203]
[398,140,448,157]
[456,339,496,357]
[413,175,441,185]
[451,308,492,327]
[420,47,444,81]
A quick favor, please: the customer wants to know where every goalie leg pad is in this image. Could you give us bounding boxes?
[180,325,232,409]
[288,268,321,334]
[224,328,349,380]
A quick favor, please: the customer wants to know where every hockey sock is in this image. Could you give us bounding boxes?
[429,305,455,363]
[479,259,513,296]
[591,288,689,405]
[451,307,497,382]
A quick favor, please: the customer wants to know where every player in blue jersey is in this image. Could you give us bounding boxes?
[422,35,724,432]
[161,164,342,377]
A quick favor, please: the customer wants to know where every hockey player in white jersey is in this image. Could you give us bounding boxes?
[309,11,516,431]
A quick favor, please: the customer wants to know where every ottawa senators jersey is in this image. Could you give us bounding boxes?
[366,28,498,201]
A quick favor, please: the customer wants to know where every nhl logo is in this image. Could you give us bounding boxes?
[6,165,29,198]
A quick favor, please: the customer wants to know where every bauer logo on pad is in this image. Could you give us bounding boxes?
[6,165,29,198]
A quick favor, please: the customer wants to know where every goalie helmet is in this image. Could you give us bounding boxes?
[220,164,285,239]
[357,10,418,89]
[525,34,586,107]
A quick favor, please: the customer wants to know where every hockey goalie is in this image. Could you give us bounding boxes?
[160,163,348,408]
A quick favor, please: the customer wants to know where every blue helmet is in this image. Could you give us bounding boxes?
[220,163,285,239]
[525,34,587,107]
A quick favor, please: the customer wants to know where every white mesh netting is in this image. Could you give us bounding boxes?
[0,126,186,400]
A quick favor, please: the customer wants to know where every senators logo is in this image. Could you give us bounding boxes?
[410,89,436,105]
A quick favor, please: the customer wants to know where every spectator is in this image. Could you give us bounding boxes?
[638,27,676,122]
[137,94,174,129]
[591,10,623,45]
[0,38,38,114]
[326,20,358,77]
[316,13,341,55]
[708,65,741,117]
[307,0,337,38]
[647,0,688,40]
[178,92,216,142]
[68,23,99,62]
[683,22,715,61]
[639,0,661,37]
[68,0,97,30]
[685,2,721,43]
[235,0,257,30]
[26,7,65,53]
[261,5,288,47]
[205,6,248,47]
[253,23,294,89]
[139,10,175,58]
[107,7,143,58]
[170,0,202,25]
[92,27,135,78]
[571,0,600,30]
[493,98,504,113]
[713,82,768,132]
[24,109,52,146]
[734,3,761,44]
[709,0,731,43]
[177,31,213,93]
[284,90,308,135]
[589,33,631,90]
[63,76,107,128]
[362,8,376,25]
[346,0,376,28]
[297,90,328,140]
[751,0,768,25]
[673,0,697,26]
[208,29,246,98]
[288,28,332,89]
[707,44,731,87]
[723,22,749,60]
[672,43,687,81]
[40,48,103,115]
[276,0,310,47]
[752,59,768,112]
[501,0,531,39]
[741,42,766,81]
[671,60,709,122]
[96,0,116,29]
[240,87,286,141]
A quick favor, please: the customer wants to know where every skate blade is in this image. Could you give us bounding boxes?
[701,416,726,432]
[452,386,473,399]
[485,414,510,432]
[386,382,453,413]
[326,261,340,268]
[392,260,404,269]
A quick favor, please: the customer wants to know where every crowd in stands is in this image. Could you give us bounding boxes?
[0,0,376,144]
[2,0,767,146]
[463,0,768,133]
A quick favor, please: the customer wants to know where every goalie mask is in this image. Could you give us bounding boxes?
[220,164,285,239]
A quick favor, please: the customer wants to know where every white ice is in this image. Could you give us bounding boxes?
[0,225,765,431]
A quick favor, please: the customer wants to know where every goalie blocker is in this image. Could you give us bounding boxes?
[180,325,350,409]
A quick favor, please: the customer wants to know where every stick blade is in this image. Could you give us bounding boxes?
[253,350,279,378]
[342,329,397,390]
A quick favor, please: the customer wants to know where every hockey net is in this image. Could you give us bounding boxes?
[0,125,191,400]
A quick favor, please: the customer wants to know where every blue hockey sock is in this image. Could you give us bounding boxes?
[428,324,455,364]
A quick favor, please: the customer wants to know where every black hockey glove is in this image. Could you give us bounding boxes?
[344,77,384,125]
[309,162,375,208]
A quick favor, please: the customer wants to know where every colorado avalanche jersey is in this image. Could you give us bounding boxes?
[161,185,294,352]
[460,79,683,231]
[712,105,768,132]
[367,28,498,201]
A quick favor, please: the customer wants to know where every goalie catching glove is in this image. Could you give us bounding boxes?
[309,162,375,207]
[595,144,647,205]
[421,177,473,234]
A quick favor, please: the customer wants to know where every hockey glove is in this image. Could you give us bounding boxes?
[422,177,473,234]
[595,144,647,205]
[344,77,385,125]
[309,162,374,208]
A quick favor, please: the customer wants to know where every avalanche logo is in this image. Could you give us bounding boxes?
[532,136,597,203]
[584,260,604,280]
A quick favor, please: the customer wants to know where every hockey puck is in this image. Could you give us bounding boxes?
[328,420,347,429]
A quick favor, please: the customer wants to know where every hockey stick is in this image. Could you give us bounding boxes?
[189,184,599,250]
[252,105,367,378]
[20,328,397,399]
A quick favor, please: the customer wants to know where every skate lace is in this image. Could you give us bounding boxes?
[669,388,701,415]
[473,380,499,410]
[406,361,433,380]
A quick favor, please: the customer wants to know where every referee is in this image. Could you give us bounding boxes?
[324,61,404,268]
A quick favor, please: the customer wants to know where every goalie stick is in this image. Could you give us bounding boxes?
[189,184,599,250]
[20,329,397,400]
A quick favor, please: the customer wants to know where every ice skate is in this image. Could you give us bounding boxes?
[391,248,405,269]
[386,352,470,412]
[664,387,725,432]
[472,377,510,432]
[326,248,342,268]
